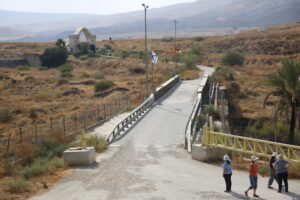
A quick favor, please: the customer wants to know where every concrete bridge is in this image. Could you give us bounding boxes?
[31,66,300,200]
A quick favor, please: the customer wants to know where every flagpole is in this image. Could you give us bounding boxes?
[152,59,154,91]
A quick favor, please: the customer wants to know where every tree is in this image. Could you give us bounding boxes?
[40,46,68,68]
[191,46,204,61]
[264,59,300,144]
[55,39,66,47]
[222,50,244,66]
[77,42,90,55]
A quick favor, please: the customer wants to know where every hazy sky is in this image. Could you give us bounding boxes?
[0,0,196,15]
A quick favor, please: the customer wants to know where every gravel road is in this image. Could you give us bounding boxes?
[30,71,300,200]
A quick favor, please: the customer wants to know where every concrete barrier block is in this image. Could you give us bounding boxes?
[63,147,96,166]
[192,144,225,162]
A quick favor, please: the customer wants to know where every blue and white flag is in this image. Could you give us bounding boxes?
[152,51,158,64]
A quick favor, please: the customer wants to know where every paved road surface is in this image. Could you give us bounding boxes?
[30,70,300,200]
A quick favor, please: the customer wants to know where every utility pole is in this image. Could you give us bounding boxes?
[142,3,149,98]
[173,20,178,68]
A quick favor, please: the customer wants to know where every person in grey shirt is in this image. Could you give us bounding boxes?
[268,152,278,189]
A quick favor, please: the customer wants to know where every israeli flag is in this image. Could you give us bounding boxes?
[152,51,158,64]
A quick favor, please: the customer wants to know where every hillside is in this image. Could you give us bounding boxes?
[0,22,299,139]
[1,0,299,41]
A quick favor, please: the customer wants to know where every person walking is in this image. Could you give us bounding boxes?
[244,155,260,198]
[222,155,232,192]
[274,154,291,193]
[268,152,278,189]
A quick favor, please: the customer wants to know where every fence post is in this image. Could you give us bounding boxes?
[50,117,53,134]
[83,110,86,129]
[63,115,66,138]
[103,104,106,119]
[74,113,77,135]
[35,123,38,144]
[19,128,23,145]
[7,132,11,153]
[97,104,100,121]
[115,100,117,115]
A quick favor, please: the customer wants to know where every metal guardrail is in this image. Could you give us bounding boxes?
[202,126,300,163]
[107,75,180,144]
[184,76,209,152]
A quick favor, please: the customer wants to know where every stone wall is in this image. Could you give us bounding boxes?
[0,53,41,68]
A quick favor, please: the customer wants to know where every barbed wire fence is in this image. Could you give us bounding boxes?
[0,94,131,159]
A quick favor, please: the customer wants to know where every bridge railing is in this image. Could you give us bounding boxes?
[202,126,300,163]
[184,76,209,152]
[107,75,180,144]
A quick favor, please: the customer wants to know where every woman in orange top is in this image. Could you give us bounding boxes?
[244,156,260,198]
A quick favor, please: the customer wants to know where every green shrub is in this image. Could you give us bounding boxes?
[86,135,108,153]
[94,80,114,93]
[24,76,35,81]
[259,165,269,177]
[195,114,206,131]
[40,45,68,68]
[61,71,73,78]
[0,109,14,123]
[80,55,89,60]
[5,178,30,193]
[168,68,180,79]
[244,121,293,143]
[161,58,169,63]
[48,157,65,168]
[191,46,204,60]
[182,53,200,69]
[59,64,73,73]
[81,72,90,78]
[38,66,48,71]
[17,65,30,71]
[93,72,105,79]
[37,138,67,159]
[203,105,220,118]
[19,161,48,179]
[193,36,205,42]
[222,50,245,66]
[121,50,129,59]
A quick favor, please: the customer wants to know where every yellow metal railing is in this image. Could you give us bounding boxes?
[202,126,300,163]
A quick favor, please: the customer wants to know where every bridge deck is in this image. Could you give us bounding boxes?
[30,76,300,200]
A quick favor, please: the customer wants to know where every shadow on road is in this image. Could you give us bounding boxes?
[230,191,267,200]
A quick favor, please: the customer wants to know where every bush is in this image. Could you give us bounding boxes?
[259,165,269,177]
[222,50,245,66]
[59,64,74,78]
[40,46,68,68]
[24,76,35,81]
[244,121,292,143]
[17,65,30,71]
[37,138,67,159]
[193,36,205,42]
[19,157,65,179]
[38,66,48,71]
[121,50,129,59]
[195,114,206,131]
[203,105,220,118]
[61,71,73,78]
[191,46,204,60]
[81,72,90,78]
[0,109,14,123]
[58,64,73,73]
[80,55,89,60]
[5,178,30,193]
[93,72,105,79]
[19,161,48,179]
[86,135,108,153]
[94,80,114,93]
[182,53,200,69]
